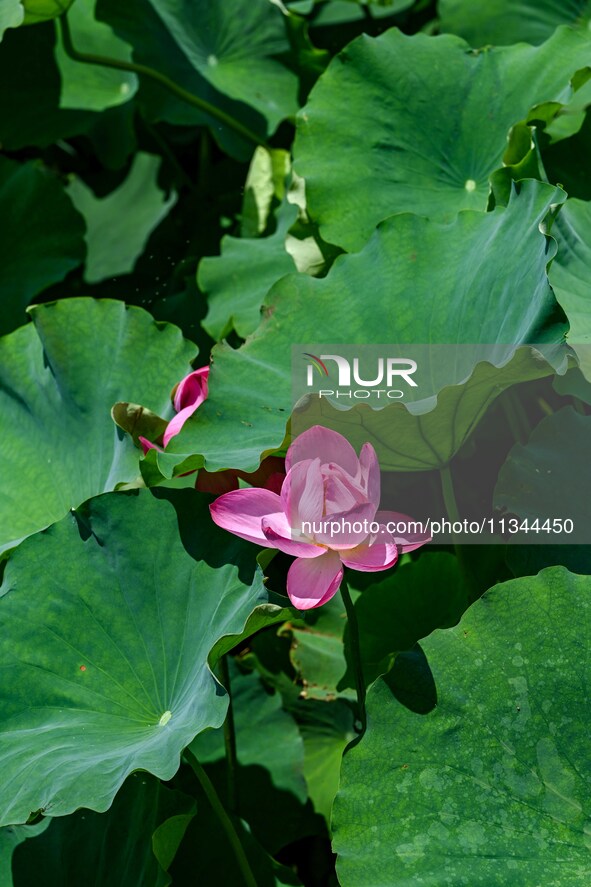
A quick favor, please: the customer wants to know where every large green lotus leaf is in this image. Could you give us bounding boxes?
[68,153,176,283]
[549,197,591,379]
[494,406,591,541]
[97,0,296,152]
[439,0,591,47]
[332,567,591,886]
[163,180,568,473]
[10,773,195,887]
[0,298,196,553]
[293,26,591,250]
[96,0,269,159]
[0,1,24,40]
[0,488,280,826]
[143,0,298,133]
[54,0,138,112]
[200,201,298,341]
[0,157,86,335]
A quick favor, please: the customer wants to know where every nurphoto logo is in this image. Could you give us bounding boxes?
[303,352,418,400]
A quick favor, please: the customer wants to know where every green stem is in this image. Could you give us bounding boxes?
[185,749,257,887]
[220,655,238,814]
[439,463,475,594]
[58,13,266,149]
[341,577,367,749]
[439,463,461,524]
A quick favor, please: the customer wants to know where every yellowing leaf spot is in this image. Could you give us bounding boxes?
[465,179,477,192]
[159,710,172,726]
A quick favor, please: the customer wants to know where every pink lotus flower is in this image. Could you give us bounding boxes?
[210,426,431,610]
[139,366,209,454]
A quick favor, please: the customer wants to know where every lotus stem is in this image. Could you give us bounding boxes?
[58,13,266,149]
[439,463,461,524]
[341,577,367,749]
[185,749,257,887]
[439,463,477,595]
